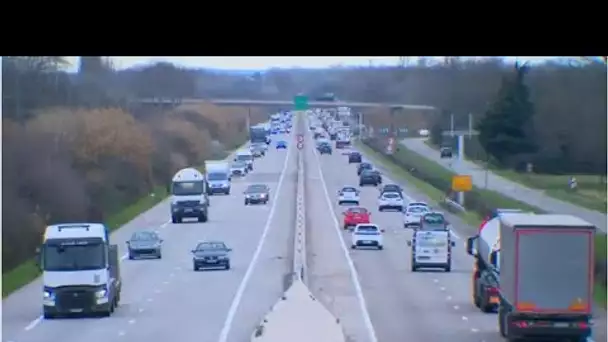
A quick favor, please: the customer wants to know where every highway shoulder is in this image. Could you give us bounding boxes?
[251,279,345,342]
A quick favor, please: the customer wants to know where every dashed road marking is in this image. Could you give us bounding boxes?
[128,319,136,324]
[453,305,460,310]
[462,316,468,321]
[440,287,446,291]
[118,331,126,336]
[24,317,42,331]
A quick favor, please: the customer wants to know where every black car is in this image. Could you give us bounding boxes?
[348,152,362,163]
[359,169,382,186]
[440,147,453,158]
[192,241,232,271]
[357,162,373,175]
[330,133,337,140]
[244,184,270,205]
[379,183,403,197]
[127,231,163,259]
[318,142,332,155]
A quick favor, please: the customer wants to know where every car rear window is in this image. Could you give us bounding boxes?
[348,208,368,214]
[408,206,428,214]
[342,187,357,192]
[409,202,427,207]
[356,225,378,232]
[422,213,445,225]
[383,192,400,199]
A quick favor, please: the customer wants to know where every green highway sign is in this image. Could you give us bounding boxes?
[293,95,309,110]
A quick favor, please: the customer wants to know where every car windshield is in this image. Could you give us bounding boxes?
[384,185,400,191]
[360,163,372,169]
[383,192,400,199]
[172,181,205,196]
[232,162,246,168]
[342,187,357,193]
[423,213,445,225]
[409,202,428,208]
[246,185,267,193]
[130,232,157,241]
[361,170,375,176]
[350,152,360,157]
[348,207,368,214]
[236,154,253,161]
[408,206,429,214]
[207,172,228,181]
[278,141,286,144]
[196,242,227,251]
[356,225,378,232]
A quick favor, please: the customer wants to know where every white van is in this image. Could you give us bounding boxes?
[234,150,254,171]
[407,213,455,272]
[170,168,209,223]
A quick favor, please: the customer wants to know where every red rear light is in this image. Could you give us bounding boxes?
[514,321,529,328]
[486,286,499,295]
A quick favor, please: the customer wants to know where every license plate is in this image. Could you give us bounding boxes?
[206,259,217,263]
[489,297,500,304]
[553,322,569,328]
[69,308,84,313]
[363,241,373,244]
[184,208,193,213]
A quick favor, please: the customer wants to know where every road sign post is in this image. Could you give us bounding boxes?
[294,95,309,111]
[385,137,395,155]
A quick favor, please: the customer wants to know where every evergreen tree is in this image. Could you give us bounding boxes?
[477,62,537,165]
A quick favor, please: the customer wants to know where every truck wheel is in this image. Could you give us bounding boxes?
[225,262,231,270]
[359,183,364,186]
[198,213,208,223]
[244,199,249,205]
[378,206,384,212]
[411,264,418,272]
[43,311,56,319]
[479,288,493,313]
[377,245,384,250]
[171,216,178,224]
[351,245,356,249]
[128,252,135,260]
[338,201,343,205]
[498,306,507,337]
[157,252,162,259]
[193,264,199,271]
[444,263,451,272]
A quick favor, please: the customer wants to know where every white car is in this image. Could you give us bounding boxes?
[351,224,384,250]
[378,191,404,212]
[338,186,360,205]
[403,205,430,228]
[230,162,248,177]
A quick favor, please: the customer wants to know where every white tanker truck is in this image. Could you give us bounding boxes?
[466,210,596,341]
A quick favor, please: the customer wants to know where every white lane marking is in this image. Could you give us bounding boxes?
[118,331,126,336]
[440,286,446,291]
[128,319,136,324]
[154,289,161,294]
[453,305,460,310]
[24,317,42,331]
[146,298,153,302]
[217,140,292,342]
[138,308,144,313]
[446,295,452,301]
[163,281,169,285]
[313,138,379,342]
[470,328,479,333]
[462,316,468,321]
[433,279,439,283]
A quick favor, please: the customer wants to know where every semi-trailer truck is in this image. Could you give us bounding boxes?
[466,213,595,341]
[38,223,121,318]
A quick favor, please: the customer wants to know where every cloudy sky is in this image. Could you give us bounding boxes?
[62,56,571,72]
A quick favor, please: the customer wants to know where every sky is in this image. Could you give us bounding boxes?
[62,56,577,72]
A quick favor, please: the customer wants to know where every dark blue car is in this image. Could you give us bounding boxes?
[276,140,287,149]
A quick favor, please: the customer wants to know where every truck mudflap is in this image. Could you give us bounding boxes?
[502,312,592,340]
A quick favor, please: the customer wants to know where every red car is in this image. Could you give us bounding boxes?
[342,207,371,230]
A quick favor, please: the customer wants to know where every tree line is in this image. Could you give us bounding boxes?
[2,57,266,271]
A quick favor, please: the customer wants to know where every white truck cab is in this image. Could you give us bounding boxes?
[407,212,455,272]
[170,168,209,223]
[39,223,121,318]
[351,224,385,250]
[234,150,254,171]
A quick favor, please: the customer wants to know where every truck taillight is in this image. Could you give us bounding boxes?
[486,286,499,295]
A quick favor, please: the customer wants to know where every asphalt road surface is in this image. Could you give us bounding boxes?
[305,127,604,342]
[401,138,607,233]
[2,134,297,342]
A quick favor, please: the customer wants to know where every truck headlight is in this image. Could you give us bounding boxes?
[43,290,53,299]
[95,289,107,298]
[218,256,228,260]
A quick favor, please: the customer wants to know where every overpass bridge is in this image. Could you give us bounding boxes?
[131,97,437,111]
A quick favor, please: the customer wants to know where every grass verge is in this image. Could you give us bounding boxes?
[359,139,607,309]
[2,186,169,298]
[424,140,607,213]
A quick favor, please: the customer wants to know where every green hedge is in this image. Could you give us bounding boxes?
[363,137,607,301]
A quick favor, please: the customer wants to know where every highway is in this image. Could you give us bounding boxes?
[2,134,297,342]
[401,138,607,233]
[304,123,604,342]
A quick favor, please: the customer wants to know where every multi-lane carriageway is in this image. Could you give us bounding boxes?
[2,115,601,342]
